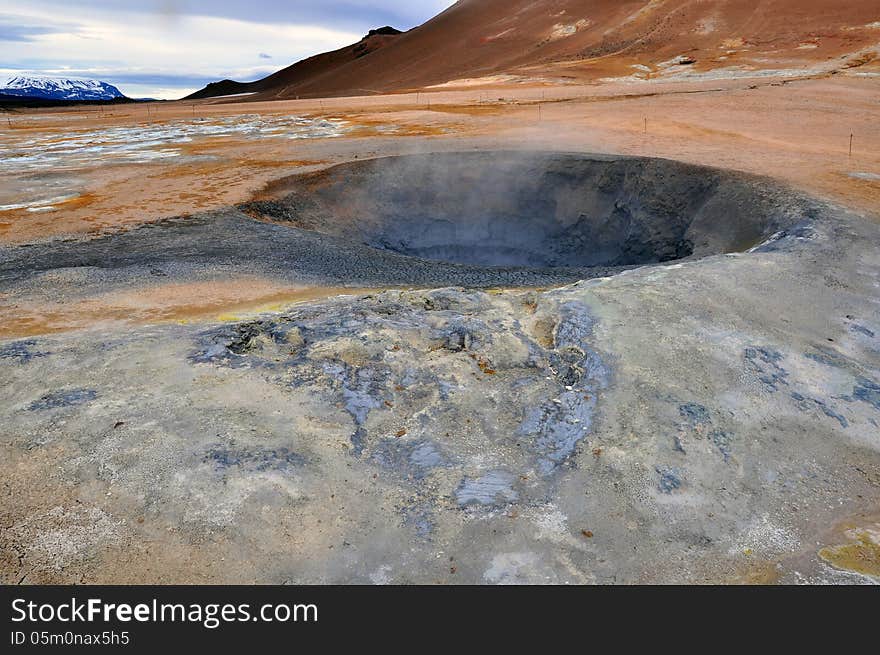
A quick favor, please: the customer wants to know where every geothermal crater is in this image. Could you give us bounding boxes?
[251,152,807,274]
[0,153,817,294]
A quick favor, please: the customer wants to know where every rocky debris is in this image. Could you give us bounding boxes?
[655,467,683,493]
[456,470,519,506]
[28,389,97,411]
[187,288,609,519]
[790,392,849,429]
[202,444,306,473]
[0,339,48,363]
[744,346,789,391]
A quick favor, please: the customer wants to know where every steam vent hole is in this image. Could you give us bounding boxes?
[249,152,805,272]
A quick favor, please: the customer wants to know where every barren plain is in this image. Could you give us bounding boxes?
[1,66,879,583]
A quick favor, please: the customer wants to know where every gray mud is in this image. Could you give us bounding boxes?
[250,152,813,269]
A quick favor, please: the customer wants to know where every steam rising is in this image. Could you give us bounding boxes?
[257,151,803,270]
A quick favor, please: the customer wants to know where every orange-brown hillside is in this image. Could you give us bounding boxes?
[192,0,880,100]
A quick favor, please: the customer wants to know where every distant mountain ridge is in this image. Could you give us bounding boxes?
[1,76,126,101]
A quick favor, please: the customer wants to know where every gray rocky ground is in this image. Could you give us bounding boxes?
[1,154,878,584]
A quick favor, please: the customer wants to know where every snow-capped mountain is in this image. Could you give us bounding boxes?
[0,76,125,100]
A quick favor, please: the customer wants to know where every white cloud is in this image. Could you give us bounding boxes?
[1,3,368,98]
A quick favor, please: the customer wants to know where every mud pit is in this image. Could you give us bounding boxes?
[0,153,814,294]
[248,151,809,276]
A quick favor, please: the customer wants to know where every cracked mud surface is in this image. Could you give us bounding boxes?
[1,153,879,584]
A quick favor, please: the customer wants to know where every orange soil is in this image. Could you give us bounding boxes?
[0,279,379,339]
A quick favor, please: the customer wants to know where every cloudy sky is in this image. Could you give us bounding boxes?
[0,1,455,98]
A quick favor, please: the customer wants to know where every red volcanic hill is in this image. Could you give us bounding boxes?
[184,26,403,100]
[189,1,880,100]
